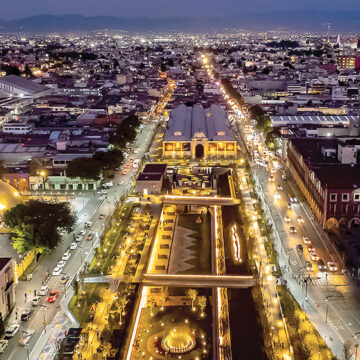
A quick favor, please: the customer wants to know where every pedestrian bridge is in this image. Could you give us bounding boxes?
[160,194,240,206]
[142,274,256,288]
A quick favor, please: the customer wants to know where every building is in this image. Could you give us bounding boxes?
[286,137,360,229]
[336,55,360,70]
[0,75,52,98]
[163,104,236,159]
[0,182,21,215]
[135,164,167,195]
[0,258,16,318]
[2,121,33,134]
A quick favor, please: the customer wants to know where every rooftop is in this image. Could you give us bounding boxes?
[0,75,50,95]
[271,115,355,127]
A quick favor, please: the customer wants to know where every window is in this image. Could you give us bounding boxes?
[60,184,66,190]
[342,193,349,202]
[354,194,360,202]
[330,193,337,202]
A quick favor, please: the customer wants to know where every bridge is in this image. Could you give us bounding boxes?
[142,274,256,289]
[160,194,240,206]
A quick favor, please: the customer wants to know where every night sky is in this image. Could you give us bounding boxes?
[1,0,360,19]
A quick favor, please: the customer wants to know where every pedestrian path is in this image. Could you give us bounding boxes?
[310,275,348,287]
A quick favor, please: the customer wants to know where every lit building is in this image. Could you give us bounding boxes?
[336,55,360,70]
[163,104,237,159]
[0,258,16,318]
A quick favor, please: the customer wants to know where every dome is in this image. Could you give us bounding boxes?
[0,182,21,213]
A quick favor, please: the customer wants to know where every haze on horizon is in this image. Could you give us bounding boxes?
[1,0,360,20]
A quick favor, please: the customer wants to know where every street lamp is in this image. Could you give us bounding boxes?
[324,295,333,323]
[39,304,47,333]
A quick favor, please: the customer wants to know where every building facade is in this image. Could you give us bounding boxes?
[286,138,360,229]
[0,258,16,319]
[163,104,237,159]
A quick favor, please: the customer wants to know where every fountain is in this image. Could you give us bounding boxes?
[161,327,196,354]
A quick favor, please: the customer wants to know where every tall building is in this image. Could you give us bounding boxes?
[163,104,237,159]
[336,55,360,70]
[0,258,16,318]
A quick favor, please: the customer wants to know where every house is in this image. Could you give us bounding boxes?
[135,164,167,195]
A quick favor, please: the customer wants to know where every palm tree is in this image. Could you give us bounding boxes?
[187,289,198,309]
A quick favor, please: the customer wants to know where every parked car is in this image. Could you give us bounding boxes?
[38,286,49,296]
[4,324,20,339]
[62,252,71,261]
[296,244,303,252]
[75,235,82,242]
[31,296,41,307]
[21,309,33,321]
[57,260,67,268]
[0,340,8,353]
[52,267,62,276]
[18,330,34,346]
[46,290,59,303]
[70,242,78,250]
[327,262,338,272]
[84,221,92,228]
[86,233,94,241]
[79,230,86,236]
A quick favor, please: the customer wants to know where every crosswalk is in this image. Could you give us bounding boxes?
[309,275,348,287]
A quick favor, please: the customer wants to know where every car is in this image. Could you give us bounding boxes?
[289,195,298,203]
[282,174,287,180]
[309,251,319,261]
[18,330,34,346]
[57,260,67,268]
[52,267,62,276]
[317,259,327,271]
[274,192,281,200]
[62,252,71,261]
[60,275,68,284]
[70,242,78,250]
[79,230,86,236]
[31,296,41,307]
[86,232,94,241]
[269,175,275,182]
[99,214,105,220]
[302,236,312,245]
[46,290,59,303]
[327,262,338,272]
[296,244,303,252]
[297,216,304,223]
[75,234,82,242]
[287,202,292,209]
[289,226,297,233]
[84,221,92,228]
[21,309,33,321]
[305,261,313,272]
[4,324,20,339]
[284,216,291,223]
[0,340,8,353]
[38,286,49,296]
[307,244,315,252]
[276,184,283,191]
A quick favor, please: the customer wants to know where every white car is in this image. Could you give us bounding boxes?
[274,192,281,200]
[75,235,82,242]
[18,330,34,346]
[79,230,86,236]
[4,324,20,339]
[38,286,49,296]
[52,267,62,276]
[31,296,41,307]
[70,242,78,250]
[327,262,338,272]
[62,252,71,261]
[0,340,8,353]
[57,260,67,268]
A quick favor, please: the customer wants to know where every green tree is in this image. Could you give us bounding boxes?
[94,150,124,170]
[265,131,280,152]
[66,157,102,180]
[198,296,207,313]
[256,115,271,131]
[4,200,76,253]
[249,105,264,120]
[72,279,79,297]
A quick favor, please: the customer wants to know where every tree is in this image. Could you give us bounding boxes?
[265,131,280,152]
[66,157,102,180]
[187,289,198,308]
[72,279,80,297]
[115,296,128,325]
[249,105,264,120]
[24,64,34,78]
[94,150,124,170]
[198,296,207,313]
[256,115,271,131]
[4,200,76,253]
